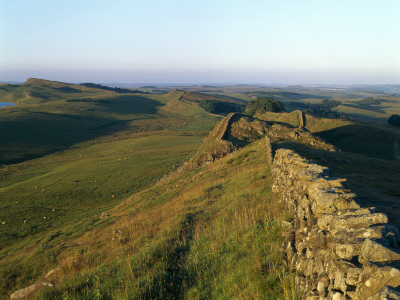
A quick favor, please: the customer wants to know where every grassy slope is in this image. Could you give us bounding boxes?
[0,91,167,165]
[3,83,399,298]
[0,82,224,296]
[0,133,204,247]
[301,114,400,161]
[33,139,299,299]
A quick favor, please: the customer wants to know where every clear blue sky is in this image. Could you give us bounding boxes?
[1,0,399,84]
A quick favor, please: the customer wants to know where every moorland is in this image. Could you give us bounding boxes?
[0,78,400,299]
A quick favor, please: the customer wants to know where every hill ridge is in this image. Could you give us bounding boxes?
[22,78,74,87]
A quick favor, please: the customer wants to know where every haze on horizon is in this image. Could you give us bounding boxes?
[1,0,399,85]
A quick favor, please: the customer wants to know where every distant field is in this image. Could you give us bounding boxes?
[180,85,400,124]
[130,84,400,124]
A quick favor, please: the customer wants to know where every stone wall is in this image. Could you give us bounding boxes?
[271,148,400,299]
[299,110,305,129]
[217,112,238,140]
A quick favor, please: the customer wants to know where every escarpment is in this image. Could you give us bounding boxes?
[184,112,334,170]
[11,111,398,299]
[170,112,400,298]
[271,147,400,299]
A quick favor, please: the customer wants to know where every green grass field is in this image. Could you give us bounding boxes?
[33,140,300,300]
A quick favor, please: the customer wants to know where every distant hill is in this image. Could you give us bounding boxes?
[179,90,243,104]
[175,91,246,114]
[0,79,151,106]
[22,78,74,88]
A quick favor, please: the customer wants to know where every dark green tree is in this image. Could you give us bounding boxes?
[245,97,283,116]
[199,100,243,114]
[321,99,342,109]
[359,97,383,105]
[388,114,400,127]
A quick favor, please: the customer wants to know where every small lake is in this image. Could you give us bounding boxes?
[0,102,16,108]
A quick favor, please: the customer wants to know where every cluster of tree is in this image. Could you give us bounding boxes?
[52,86,82,93]
[65,98,109,104]
[357,97,384,105]
[321,99,342,109]
[152,89,170,93]
[287,101,350,119]
[288,100,341,112]
[199,100,244,114]
[388,114,400,127]
[80,83,148,94]
[245,98,284,116]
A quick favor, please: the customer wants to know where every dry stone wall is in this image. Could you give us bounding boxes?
[271,148,400,299]
[299,110,305,128]
[218,112,239,140]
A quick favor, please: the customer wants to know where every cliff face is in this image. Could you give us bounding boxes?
[271,147,400,299]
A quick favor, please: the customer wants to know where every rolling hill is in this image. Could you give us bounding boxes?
[1,80,400,299]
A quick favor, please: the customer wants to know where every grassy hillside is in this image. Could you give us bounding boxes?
[257,111,301,128]
[0,94,163,164]
[9,138,299,299]
[299,114,400,161]
[0,78,107,105]
[0,133,205,248]
[0,92,303,298]
[179,91,244,105]
[0,80,226,297]
[2,81,400,298]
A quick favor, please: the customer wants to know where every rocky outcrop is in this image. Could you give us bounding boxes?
[182,113,239,170]
[271,148,400,299]
[228,114,269,144]
[268,124,336,151]
[184,113,272,170]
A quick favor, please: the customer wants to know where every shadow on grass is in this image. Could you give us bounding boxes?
[341,103,389,114]
[0,96,164,165]
[97,95,163,115]
[315,124,397,160]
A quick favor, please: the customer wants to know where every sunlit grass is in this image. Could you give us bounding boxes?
[34,140,301,299]
[0,85,222,297]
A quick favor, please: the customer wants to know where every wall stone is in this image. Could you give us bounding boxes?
[271,148,400,299]
[298,110,305,129]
